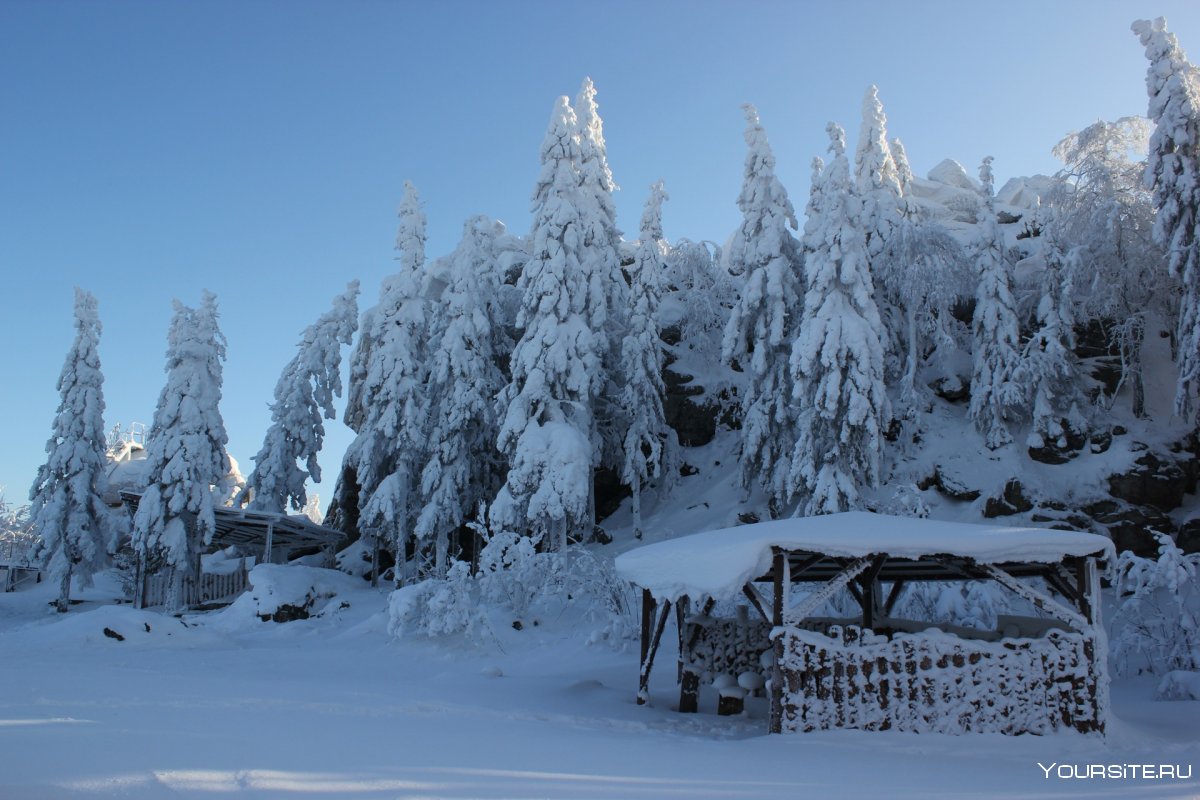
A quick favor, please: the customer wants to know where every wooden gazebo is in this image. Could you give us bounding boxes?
[616,512,1113,736]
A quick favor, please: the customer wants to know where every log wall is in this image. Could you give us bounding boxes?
[778,624,1104,735]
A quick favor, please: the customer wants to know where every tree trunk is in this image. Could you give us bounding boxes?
[435,530,448,578]
[55,561,73,613]
[631,482,642,540]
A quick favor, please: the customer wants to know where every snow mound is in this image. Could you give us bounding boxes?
[0,605,221,649]
[217,564,366,626]
[1156,671,1200,701]
[926,158,979,190]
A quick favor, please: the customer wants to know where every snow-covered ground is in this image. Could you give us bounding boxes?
[1,573,1197,800]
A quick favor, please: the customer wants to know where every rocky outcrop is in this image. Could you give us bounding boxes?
[1106,450,1192,511]
[983,479,1034,518]
[918,467,981,502]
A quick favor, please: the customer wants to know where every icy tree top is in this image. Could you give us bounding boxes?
[639,180,668,242]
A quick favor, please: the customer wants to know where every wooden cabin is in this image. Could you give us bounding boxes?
[616,512,1113,736]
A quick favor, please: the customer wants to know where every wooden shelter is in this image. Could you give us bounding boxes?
[120,490,345,608]
[616,512,1113,736]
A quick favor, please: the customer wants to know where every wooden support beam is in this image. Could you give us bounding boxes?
[981,563,1089,632]
[639,588,654,672]
[883,579,906,615]
[638,598,672,706]
[742,584,770,624]
[769,548,786,735]
[675,595,688,684]
[858,555,887,630]
[789,553,826,581]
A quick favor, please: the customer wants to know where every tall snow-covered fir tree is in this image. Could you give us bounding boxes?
[346,181,429,583]
[416,215,509,576]
[620,181,678,538]
[968,157,1023,449]
[854,86,906,380]
[29,288,114,612]
[890,137,915,193]
[788,123,888,517]
[493,96,600,550]
[575,77,629,473]
[721,104,803,516]
[132,291,230,611]
[1133,17,1200,424]
[245,281,359,514]
[1016,216,1087,453]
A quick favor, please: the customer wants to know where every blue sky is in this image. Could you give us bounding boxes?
[2,0,1198,508]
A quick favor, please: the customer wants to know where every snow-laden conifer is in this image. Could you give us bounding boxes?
[968,157,1023,449]
[416,216,508,575]
[1133,17,1200,423]
[493,97,599,549]
[348,181,429,583]
[891,137,914,194]
[721,104,803,515]
[789,123,888,516]
[620,182,679,538]
[132,292,230,611]
[575,77,629,471]
[855,86,905,378]
[344,181,427,433]
[1016,218,1087,451]
[29,288,114,612]
[246,281,359,514]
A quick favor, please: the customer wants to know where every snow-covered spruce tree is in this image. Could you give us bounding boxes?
[1050,116,1166,418]
[29,288,114,612]
[854,86,905,380]
[890,137,914,194]
[620,182,679,538]
[416,216,509,576]
[575,77,629,475]
[720,104,803,516]
[493,96,600,550]
[245,281,360,514]
[346,181,429,584]
[132,292,230,612]
[1015,217,1087,455]
[968,157,1023,449]
[788,123,888,517]
[1133,18,1200,424]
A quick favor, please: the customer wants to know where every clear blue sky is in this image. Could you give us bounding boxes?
[2,0,1198,508]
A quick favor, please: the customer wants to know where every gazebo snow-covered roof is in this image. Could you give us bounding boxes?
[616,512,1114,736]
[616,511,1114,602]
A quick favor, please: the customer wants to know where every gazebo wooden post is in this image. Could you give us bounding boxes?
[675,595,689,683]
[769,547,786,734]
[638,594,672,706]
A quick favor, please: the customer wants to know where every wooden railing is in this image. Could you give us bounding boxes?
[140,566,249,609]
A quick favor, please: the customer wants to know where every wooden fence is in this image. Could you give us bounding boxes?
[778,624,1103,735]
[140,566,249,609]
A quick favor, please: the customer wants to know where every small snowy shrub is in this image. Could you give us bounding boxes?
[389,562,491,640]
[388,528,637,644]
[1111,533,1200,677]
